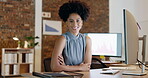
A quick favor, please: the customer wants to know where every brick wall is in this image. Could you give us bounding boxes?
[0,0,35,73]
[42,0,109,71]
[0,0,108,72]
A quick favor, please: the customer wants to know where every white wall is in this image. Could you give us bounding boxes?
[35,0,42,72]
[109,0,148,61]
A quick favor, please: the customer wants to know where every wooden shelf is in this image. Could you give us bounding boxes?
[4,63,19,65]
[1,48,34,76]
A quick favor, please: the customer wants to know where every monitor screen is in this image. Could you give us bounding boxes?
[123,9,139,64]
[85,33,122,57]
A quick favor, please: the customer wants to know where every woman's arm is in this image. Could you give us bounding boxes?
[83,36,92,65]
[50,36,66,71]
[51,36,92,72]
[57,55,91,72]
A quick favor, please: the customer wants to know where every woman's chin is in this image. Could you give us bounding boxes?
[72,30,79,33]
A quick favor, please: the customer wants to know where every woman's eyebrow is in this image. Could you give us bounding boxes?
[68,18,81,20]
[68,19,74,20]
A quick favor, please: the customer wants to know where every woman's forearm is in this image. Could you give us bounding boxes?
[52,63,90,72]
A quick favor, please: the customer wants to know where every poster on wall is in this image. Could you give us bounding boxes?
[43,20,62,35]
[0,0,7,2]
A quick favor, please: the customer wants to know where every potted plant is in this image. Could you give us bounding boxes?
[24,36,39,48]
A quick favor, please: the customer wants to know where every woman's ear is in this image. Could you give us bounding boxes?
[65,21,68,25]
[63,21,69,31]
[65,21,69,27]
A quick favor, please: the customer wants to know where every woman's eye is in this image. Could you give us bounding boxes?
[68,20,73,23]
[70,21,73,22]
[77,19,81,22]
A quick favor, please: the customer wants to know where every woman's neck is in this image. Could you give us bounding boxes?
[69,31,79,36]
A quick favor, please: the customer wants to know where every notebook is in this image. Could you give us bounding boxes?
[32,71,83,78]
[100,70,120,75]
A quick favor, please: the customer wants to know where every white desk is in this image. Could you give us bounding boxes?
[20,65,148,78]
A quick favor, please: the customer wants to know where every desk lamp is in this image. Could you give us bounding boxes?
[13,37,21,49]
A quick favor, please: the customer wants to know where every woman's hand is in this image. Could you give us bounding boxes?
[58,55,65,65]
[79,63,91,71]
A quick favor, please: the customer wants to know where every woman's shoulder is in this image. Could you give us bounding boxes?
[56,35,66,42]
[59,35,66,39]
[62,32,68,36]
[85,35,91,41]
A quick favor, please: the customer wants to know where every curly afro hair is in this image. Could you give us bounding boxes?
[58,1,90,22]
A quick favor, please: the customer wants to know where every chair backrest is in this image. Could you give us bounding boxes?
[44,57,107,71]
[91,58,108,69]
[44,57,52,72]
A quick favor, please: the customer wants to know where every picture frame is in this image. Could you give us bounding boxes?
[43,20,62,35]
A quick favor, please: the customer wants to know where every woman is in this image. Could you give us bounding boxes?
[51,1,92,72]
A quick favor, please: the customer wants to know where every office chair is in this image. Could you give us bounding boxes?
[44,57,107,71]
[91,58,108,69]
[44,57,52,72]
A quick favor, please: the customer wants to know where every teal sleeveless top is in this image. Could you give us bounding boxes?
[62,32,86,65]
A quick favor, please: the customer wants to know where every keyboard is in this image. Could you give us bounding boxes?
[109,67,135,70]
[122,71,147,76]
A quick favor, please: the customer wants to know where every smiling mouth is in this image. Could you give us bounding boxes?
[72,27,79,30]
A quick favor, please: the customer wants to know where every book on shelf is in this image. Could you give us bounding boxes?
[29,64,33,73]
[29,53,33,63]
[8,53,12,64]
[13,53,18,63]
[4,53,8,64]
[4,53,12,64]
[25,53,29,63]
[25,53,33,63]
[4,65,10,75]
[13,64,19,75]
[4,53,18,64]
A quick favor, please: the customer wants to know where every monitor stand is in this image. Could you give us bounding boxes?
[123,35,147,76]
[122,63,147,76]
[122,72,147,76]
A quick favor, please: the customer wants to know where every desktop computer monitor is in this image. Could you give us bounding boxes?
[85,33,122,57]
[123,9,139,64]
[122,9,147,76]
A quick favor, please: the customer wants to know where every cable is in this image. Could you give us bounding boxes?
[137,60,142,69]
[137,59,148,69]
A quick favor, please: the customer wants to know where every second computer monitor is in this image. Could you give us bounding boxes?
[86,33,122,57]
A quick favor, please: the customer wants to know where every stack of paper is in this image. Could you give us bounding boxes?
[100,70,120,74]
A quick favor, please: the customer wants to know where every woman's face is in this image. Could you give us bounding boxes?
[66,13,83,36]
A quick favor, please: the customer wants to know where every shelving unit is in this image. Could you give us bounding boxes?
[1,48,34,76]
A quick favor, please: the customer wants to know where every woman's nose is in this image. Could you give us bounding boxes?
[73,21,78,26]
